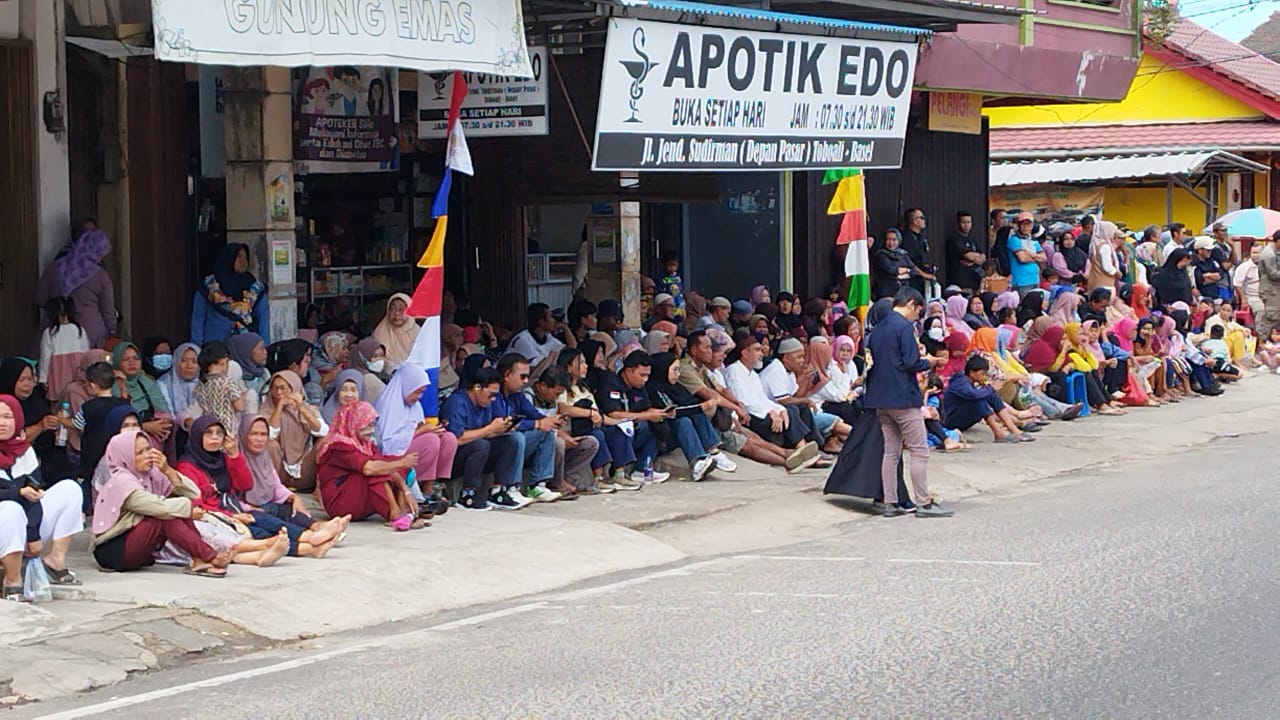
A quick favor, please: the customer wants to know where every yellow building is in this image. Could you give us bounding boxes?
[985,18,1280,233]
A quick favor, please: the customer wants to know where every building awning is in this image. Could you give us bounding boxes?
[66,35,151,59]
[989,151,1268,187]
[608,0,931,40]
[990,121,1280,157]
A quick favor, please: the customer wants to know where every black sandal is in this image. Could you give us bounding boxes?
[2,585,27,602]
[43,564,81,586]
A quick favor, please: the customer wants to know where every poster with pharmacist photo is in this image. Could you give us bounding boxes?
[293,66,400,174]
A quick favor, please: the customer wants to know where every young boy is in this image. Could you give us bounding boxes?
[1199,325,1241,381]
[75,361,132,489]
[658,251,686,319]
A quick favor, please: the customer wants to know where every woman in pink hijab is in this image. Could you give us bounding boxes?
[91,429,231,577]
[944,295,974,340]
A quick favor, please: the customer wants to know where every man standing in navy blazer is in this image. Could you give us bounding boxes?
[864,288,954,518]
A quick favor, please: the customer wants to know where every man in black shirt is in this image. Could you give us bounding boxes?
[945,210,985,293]
[1192,236,1227,300]
[900,208,931,294]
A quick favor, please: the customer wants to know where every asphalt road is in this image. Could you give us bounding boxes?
[30,434,1280,719]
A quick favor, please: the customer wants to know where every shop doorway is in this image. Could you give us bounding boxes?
[684,173,784,298]
[0,41,40,352]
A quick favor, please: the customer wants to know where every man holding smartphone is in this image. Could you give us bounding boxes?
[492,353,561,505]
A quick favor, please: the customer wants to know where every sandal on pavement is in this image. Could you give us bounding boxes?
[43,564,81,586]
[2,585,27,601]
[183,565,227,579]
[392,514,414,532]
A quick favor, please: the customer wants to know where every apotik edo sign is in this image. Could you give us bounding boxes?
[592,19,918,172]
[418,47,548,137]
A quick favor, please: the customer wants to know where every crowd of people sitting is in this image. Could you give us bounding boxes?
[1,215,1277,594]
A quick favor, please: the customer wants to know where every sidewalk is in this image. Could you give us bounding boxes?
[4,374,1278,702]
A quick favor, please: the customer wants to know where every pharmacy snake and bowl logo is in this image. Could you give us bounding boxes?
[619,27,659,123]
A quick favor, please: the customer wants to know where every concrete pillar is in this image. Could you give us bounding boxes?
[223,66,298,342]
[619,173,642,328]
[20,0,71,267]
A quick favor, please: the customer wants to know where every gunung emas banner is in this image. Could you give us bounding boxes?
[151,0,533,78]
[592,19,918,172]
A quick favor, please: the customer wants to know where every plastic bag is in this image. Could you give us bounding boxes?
[23,558,52,603]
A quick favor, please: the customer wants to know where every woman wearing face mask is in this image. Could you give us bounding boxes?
[921,317,947,357]
[350,338,389,404]
[141,337,173,379]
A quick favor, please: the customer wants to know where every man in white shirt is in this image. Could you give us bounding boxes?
[724,337,819,450]
[758,338,850,449]
[508,303,569,370]
[1234,243,1264,320]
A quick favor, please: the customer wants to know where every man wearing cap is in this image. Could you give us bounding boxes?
[1211,221,1237,293]
[723,337,817,450]
[759,338,851,451]
[1007,212,1048,298]
[678,330,820,471]
[644,293,677,332]
[730,300,754,332]
[597,299,627,340]
[697,296,733,334]
[1192,236,1227,300]
[1258,230,1280,330]
[864,287,953,518]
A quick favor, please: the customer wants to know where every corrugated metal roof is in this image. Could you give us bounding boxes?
[989,121,1280,155]
[1161,19,1280,102]
[989,151,1267,187]
[612,0,932,37]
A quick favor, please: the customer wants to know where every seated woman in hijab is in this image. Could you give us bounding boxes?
[316,402,424,530]
[159,343,201,431]
[261,370,329,491]
[237,415,349,544]
[807,336,861,424]
[176,415,341,562]
[227,333,270,398]
[871,229,932,300]
[191,243,269,346]
[349,338,390,404]
[91,429,232,577]
[374,363,457,506]
[1050,230,1090,284]
[0,359,74,484]
[0,395,85,593]
[311,332,351,399]
[322,369,367,424]
[110,342,175,450]
[371,293,420,372]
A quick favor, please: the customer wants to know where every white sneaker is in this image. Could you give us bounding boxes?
[711,452,737,472]
[629,470,670,485]
[507,487,535,508]
[692,455,714,482]
[528,483,562,503]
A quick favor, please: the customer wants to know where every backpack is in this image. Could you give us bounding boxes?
[991,226,1013,277]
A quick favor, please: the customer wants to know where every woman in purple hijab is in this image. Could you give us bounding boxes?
[36,228,117,347]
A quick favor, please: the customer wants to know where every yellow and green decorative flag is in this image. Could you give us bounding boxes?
[825,169,870,316]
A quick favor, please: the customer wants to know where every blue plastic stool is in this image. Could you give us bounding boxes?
[1063,371,1091,416]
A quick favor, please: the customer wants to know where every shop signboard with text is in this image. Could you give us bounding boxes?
[592,19,918,172]
[293,66,400,174]
[418,46,549,137]
[151,0,533,77]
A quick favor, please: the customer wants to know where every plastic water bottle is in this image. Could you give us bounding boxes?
[642,457,654,483]
[54,402,69,447]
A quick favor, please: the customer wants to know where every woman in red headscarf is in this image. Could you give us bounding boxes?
[316,402,424,530]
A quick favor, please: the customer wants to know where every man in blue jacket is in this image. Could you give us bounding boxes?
[492,353,562,507]
[864,288,953,518]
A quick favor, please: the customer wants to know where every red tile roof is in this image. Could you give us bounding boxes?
[989,120,1280,155]
[1159,19,1280,101]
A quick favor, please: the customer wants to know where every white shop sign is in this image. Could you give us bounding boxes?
[593,18,918,171]
[418,46,548,137]
[152,0,533,77]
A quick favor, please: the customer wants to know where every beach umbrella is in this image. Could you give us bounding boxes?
[1204,207,1280,238]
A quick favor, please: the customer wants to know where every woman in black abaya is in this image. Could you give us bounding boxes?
[822,299,914,509]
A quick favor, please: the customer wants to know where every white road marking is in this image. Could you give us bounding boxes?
[36,560,725,719]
